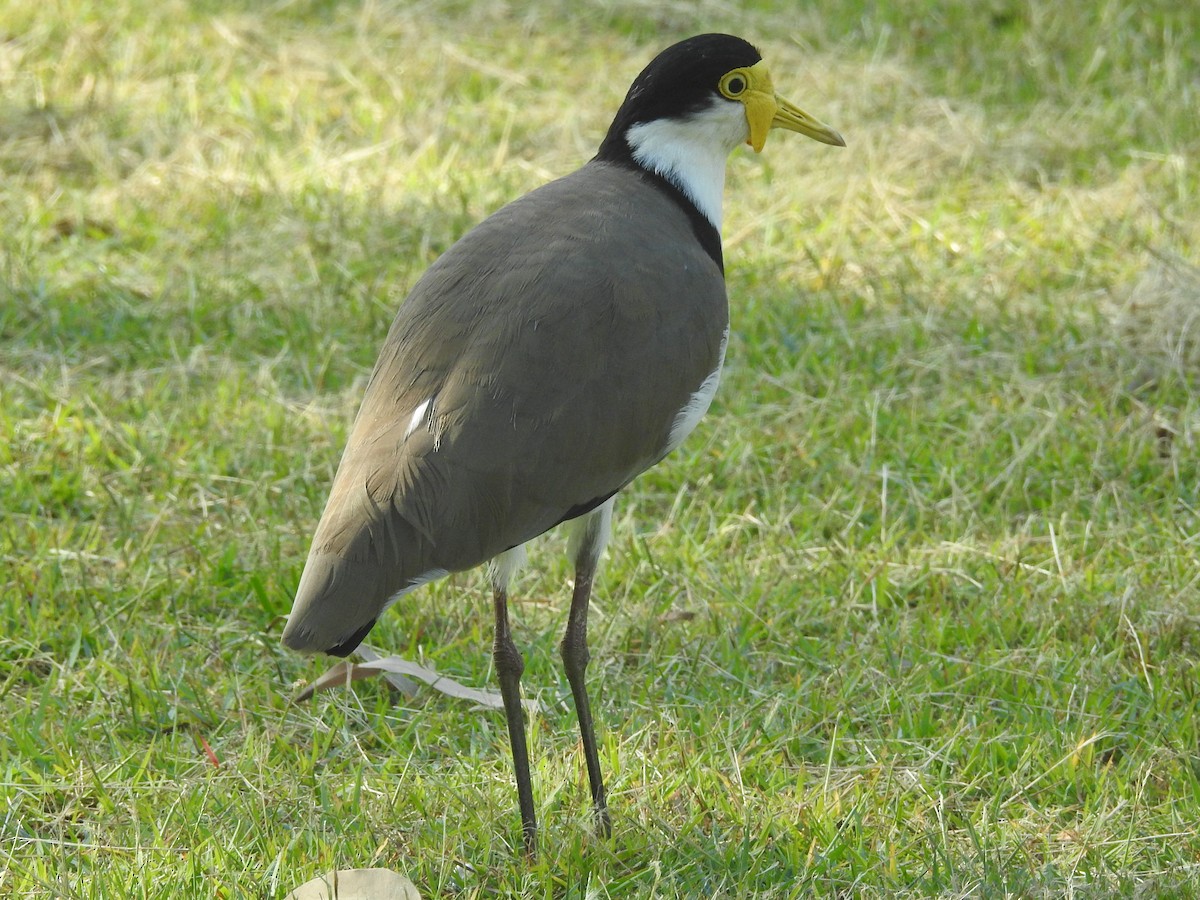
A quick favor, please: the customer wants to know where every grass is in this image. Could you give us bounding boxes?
[2,0,1199,895]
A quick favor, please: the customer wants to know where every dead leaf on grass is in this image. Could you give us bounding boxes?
[287,868,421,899]
[657,609,697,625]
[295,643,542,714]
[292,659,414,702]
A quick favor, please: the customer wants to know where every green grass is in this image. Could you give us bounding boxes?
[3,0,1199,895]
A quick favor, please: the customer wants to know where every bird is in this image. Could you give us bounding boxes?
[281,32,844,853]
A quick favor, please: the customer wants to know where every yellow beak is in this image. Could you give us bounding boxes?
[742,62,845,152]
[767,95,846,148]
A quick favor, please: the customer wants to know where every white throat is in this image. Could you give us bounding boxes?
[625,100,748,232]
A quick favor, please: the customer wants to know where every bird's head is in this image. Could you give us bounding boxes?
[594,34,843,231]
[598,33,845,162]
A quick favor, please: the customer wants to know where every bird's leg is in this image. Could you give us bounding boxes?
[561,561,612,836]
[561,499,615,836]
[492,566,537,854]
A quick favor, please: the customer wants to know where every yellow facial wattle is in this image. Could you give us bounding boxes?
[727,60,845,152]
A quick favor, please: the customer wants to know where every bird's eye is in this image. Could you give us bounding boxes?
[720,71,748,98]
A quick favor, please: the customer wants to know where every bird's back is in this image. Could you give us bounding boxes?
[282,160,728,655]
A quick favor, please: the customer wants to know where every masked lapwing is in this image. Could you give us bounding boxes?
[282,33,843,852]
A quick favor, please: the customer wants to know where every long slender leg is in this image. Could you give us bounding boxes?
[491,548,536,854]
[561,498,615,836]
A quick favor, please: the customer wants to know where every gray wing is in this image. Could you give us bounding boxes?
[283,162,727,653]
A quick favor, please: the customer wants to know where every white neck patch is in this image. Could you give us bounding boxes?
[625,99,749,232]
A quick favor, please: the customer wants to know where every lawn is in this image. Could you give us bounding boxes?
[2,0,1199,896]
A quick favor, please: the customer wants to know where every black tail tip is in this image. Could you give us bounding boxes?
[324,618,378,658]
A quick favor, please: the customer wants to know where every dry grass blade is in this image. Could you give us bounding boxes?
[356,643,424,696]
[292,659,418,702]
[1110,253,1200,377]
[296,644,542,713]
[287,868,421,900]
